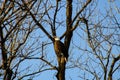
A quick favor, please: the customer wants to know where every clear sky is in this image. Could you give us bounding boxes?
[0,0,120,80]
[28,0,120,80]
[20,0,120,80]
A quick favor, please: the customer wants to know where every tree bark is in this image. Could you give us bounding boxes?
[4,68,13,80]
[65,0,73,51]
[56,0,73,80]
[0,26,7,69]
[56,57,66,80]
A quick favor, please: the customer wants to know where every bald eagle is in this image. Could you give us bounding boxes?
[53,36,68,62]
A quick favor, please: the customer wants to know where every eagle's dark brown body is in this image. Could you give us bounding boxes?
[54,37,68,61]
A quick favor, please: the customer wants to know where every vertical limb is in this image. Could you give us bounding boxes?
[56,56,66,80]
[64,0,73,51]
[4,68,13,80]
[56,0,73,80]
[0,26,7,69]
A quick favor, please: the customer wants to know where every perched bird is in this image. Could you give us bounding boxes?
[53,36,68,62]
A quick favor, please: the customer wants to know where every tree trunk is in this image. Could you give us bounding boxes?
[56,57,66,80]
[65,0,73,50]
[0,26,13,80]
[0,26,7,69]
[56,0,73,80]
[4,68,13,80]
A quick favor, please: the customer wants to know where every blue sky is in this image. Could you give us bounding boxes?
[0,0,120,80]
[29,0,120,80]
[20,0,120,80]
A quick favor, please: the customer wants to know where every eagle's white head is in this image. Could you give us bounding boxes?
[53,36,60,41]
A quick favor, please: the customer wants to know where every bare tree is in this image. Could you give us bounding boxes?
[0,0,40,80]
[23,0,92,80]
[69,0,120,80]
[0,0,120,80]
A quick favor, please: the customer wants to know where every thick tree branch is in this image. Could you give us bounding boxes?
[19,68,55,80]
[108,54,120,80]
[60,0,92,39]
[0,26,7,69]
[21,0,53,41]
[72,0,92,25]
[30,11,53,41]
[64,0,73,51]
[52,1,59,36]
[4,68,13,80]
